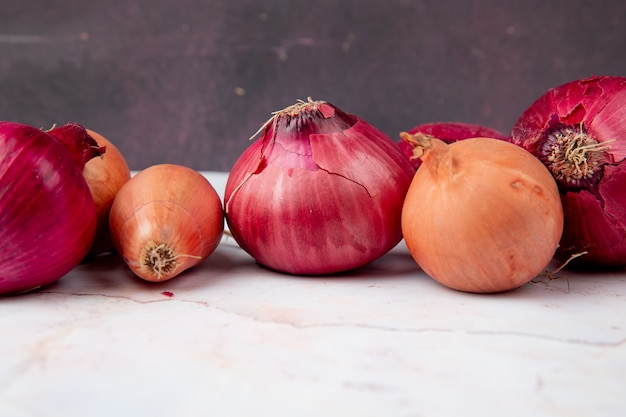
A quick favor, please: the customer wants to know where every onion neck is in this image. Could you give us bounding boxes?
[253,98,358,171]
[537,125,613,191]
[46,124,106,169]
[257,98,358,139]
[400,132,453,181]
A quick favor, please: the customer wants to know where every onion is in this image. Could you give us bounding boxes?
[400,132,564,293]
[224,99,415,275]
[0,122,102,295]
[82,129,131,256]
[398,122,506,170]
[109,164,224,282]
[510,75,626,268]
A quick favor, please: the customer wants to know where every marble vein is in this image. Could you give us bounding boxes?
[36,290,626,348]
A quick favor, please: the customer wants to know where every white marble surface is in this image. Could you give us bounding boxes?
[2,172,626,417]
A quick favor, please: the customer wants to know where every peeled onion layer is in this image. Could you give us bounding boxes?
[510,75,626,268]
[228,163,394,275]
[401,134,564,293]
[225,100,415,275]
[0,122,100,295]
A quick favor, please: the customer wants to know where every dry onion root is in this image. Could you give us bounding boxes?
[400,132,564,293]
[109,164,224,282]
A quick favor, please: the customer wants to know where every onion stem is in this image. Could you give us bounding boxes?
[399,132,453,180]
[249,97,319,141]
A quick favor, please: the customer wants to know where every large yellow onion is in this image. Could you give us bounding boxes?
[401,132,564,293]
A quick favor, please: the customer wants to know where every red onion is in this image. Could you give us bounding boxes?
[510,75,626,268]
[0,122,103,295]
[224,99,415,275]
[398,122,506,170]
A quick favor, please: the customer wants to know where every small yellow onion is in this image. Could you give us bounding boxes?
[82,129,131,256]
[400,132,564,293]
[109,164,224,282]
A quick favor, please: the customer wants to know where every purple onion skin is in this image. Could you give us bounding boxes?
[509,75,626,269]
[398,122,506,170]
[225,100,415,275]
[0,122,101,295]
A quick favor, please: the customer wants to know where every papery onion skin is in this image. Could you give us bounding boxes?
[109,164,224,282]
[82,129,131,256]
[224,99,415,275]
[398,122,506,170]
[0,122,101,295]
[401,133,564,293]
[509,75,626,268]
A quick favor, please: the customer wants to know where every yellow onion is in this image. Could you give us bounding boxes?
[109,164,224,282]
[82,129,131,256]
[401,132,564,293]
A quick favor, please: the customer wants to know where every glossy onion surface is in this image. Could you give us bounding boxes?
[224,99,415,275]
[510,75,626,268]
[0,122,99,295]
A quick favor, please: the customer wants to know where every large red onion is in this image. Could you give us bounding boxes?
[510,75,626,268]
[224,99,415,275]
[0,122,103,295]
[398,122,506,170]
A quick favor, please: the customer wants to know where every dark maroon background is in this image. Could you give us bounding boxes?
[2,0,626,171]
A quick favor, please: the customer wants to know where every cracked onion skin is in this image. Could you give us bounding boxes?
[224,99,415,275]
[510,75,626,268]
[109,164,224,282]
[401,133,564,293]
